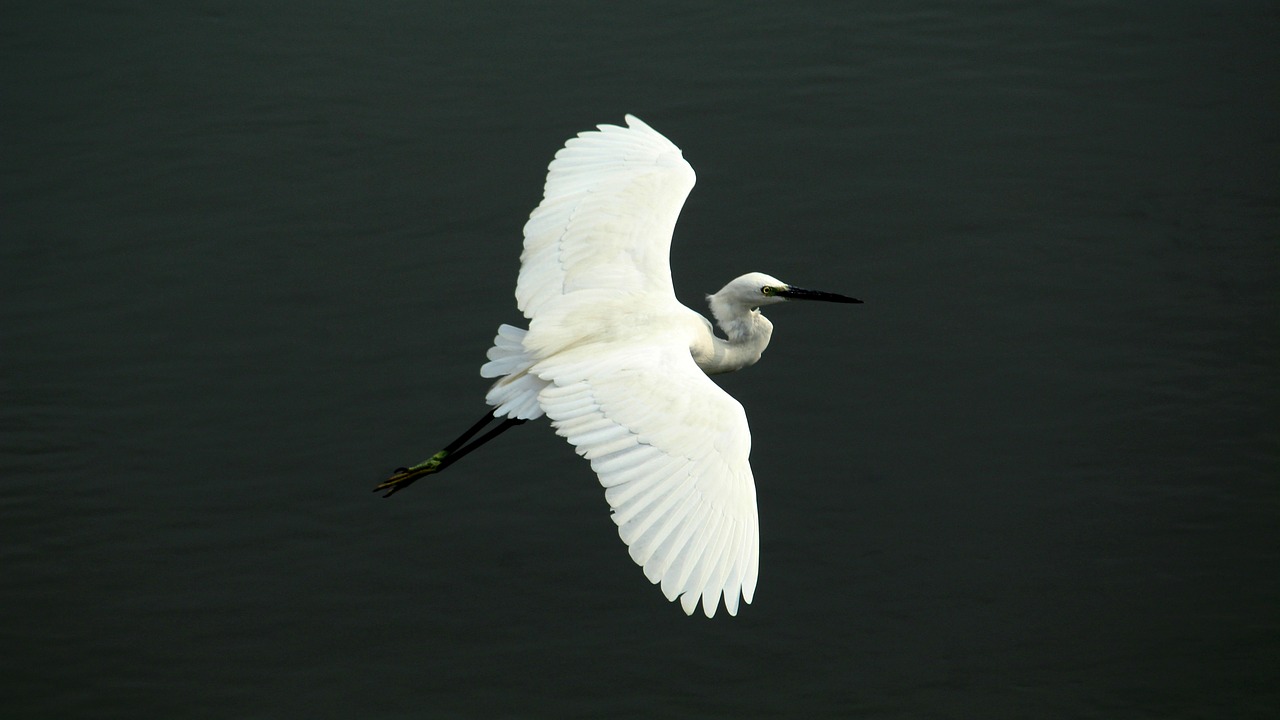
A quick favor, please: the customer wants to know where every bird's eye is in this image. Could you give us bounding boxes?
[761,286,776,296]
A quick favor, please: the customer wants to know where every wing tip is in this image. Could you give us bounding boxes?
[672,588,752,618]
[623,113,648,130]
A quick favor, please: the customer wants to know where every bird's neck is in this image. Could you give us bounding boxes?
[697,297,774,375]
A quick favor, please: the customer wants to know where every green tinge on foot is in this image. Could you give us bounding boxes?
[409,450,448,473]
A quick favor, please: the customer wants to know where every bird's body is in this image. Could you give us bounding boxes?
[378,115,859,617]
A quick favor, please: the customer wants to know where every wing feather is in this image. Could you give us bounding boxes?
[536,342,759,617]
[515,115,697,319]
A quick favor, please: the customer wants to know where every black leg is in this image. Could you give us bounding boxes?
[375,411,527,498]
[433,417,526,471]
[440,411,504,455]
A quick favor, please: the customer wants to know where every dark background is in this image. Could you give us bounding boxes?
[4,2,1277,717]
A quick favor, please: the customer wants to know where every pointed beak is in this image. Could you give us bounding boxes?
[776,285,863,304]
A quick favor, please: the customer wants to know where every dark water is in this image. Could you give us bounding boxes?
[4,1,1277,717]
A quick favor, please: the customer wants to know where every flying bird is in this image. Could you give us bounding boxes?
[376,115,860,617]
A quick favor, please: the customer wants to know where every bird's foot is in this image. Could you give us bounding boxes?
[375,451,448,497]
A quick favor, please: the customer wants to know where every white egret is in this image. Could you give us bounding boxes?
[377,115,860,617]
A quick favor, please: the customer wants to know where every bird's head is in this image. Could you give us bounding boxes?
[712,272,862,311]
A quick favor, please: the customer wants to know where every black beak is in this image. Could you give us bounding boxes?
[776,286,863,304]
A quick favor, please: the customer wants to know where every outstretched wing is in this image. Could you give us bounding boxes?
[512,116,757,616]
[535,341,760,617]
[516,115,697,319]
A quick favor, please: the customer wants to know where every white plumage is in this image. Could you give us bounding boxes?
[381,115,860,617]
[481,116,757,616]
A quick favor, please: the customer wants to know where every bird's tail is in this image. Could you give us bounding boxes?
[480,324,548,420]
